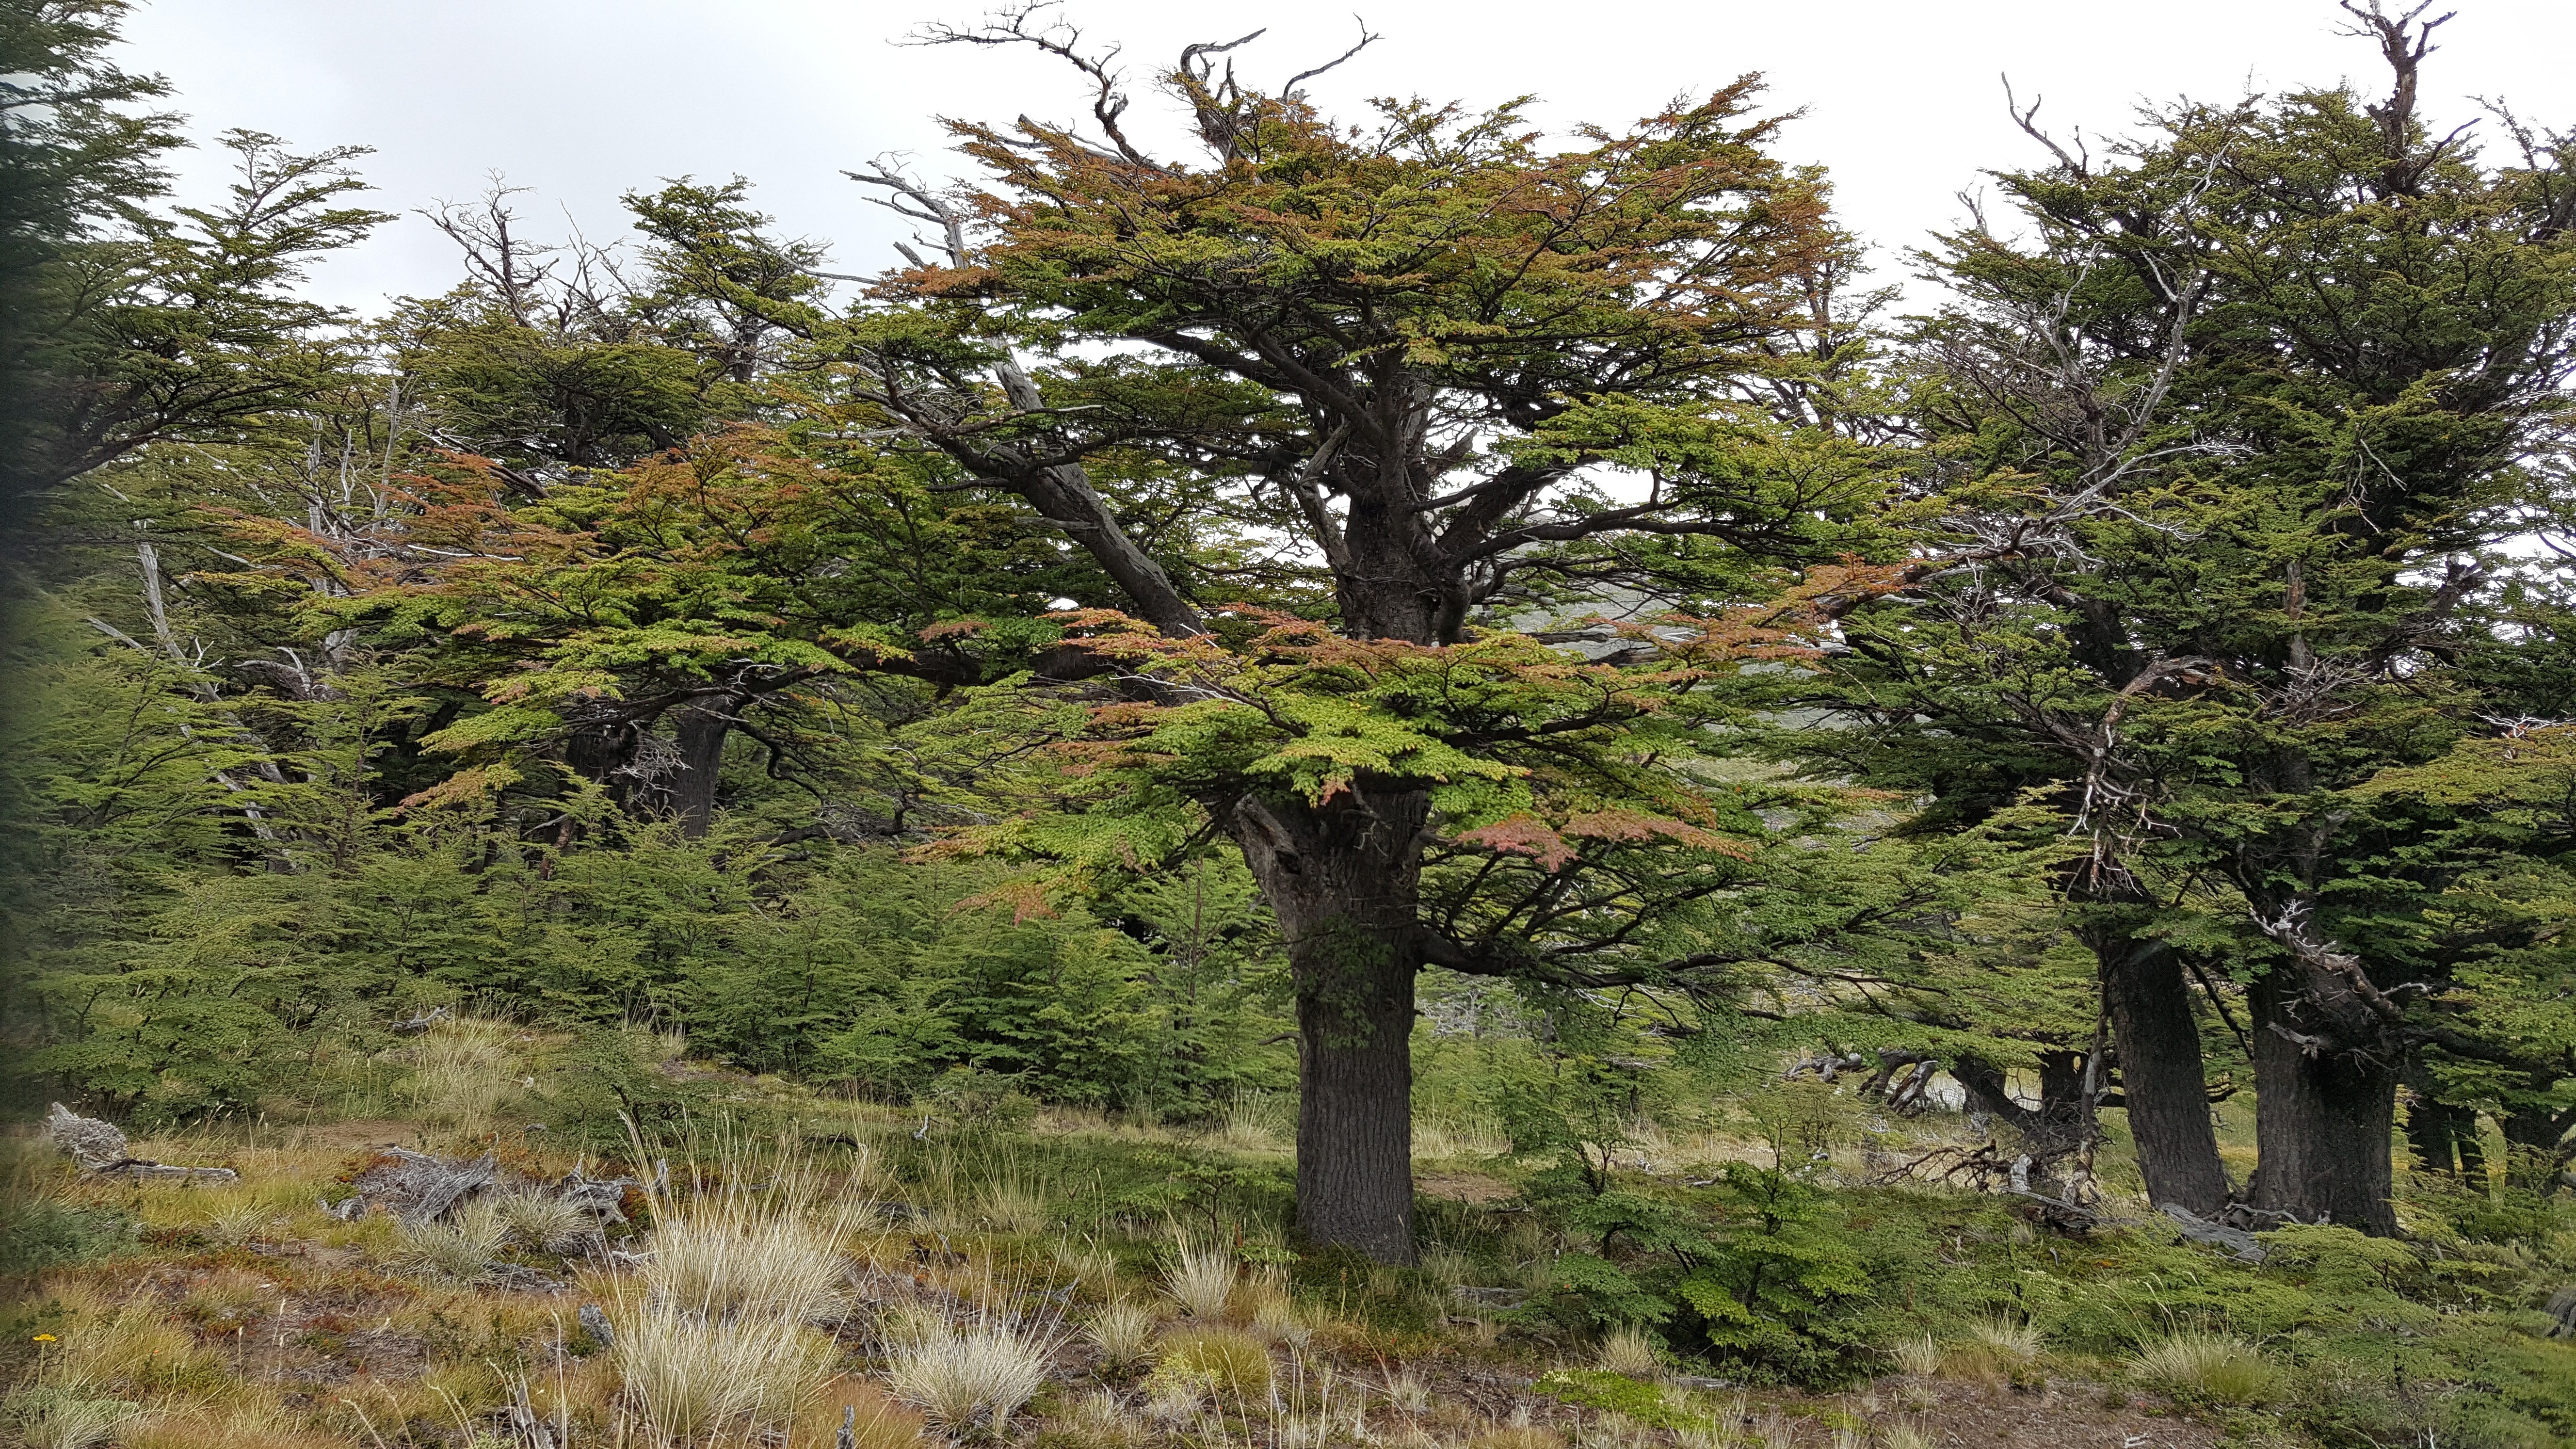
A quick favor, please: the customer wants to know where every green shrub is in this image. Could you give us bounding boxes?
[1531,1166,1875,1387]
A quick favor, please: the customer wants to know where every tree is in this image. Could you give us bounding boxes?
[619,11,1939,1259]
[1780,1,2576,1230]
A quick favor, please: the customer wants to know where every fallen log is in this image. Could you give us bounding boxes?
[2159,1203,2266,1264]
[44,1103,238,1184]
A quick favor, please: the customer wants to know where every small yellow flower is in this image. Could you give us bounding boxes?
[31,1333,56,1342]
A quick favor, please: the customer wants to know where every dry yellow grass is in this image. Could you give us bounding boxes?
[1887,1334,1943,1376]
[118,1403,347,1449]
[1164,1240,1237,1319]
[9,1390,141,1449]
[2130,1331,2279,1405]
[33,1288,220,1399]
[643,1154,861,1324]
[399,1017,522,1129]
[1595,1325,1660,1378]
[882,1315,1063,1438]
[795,1377,928,1449]
[1155,1324,1272,1397]
[1084,1300,1159,1371]
[612,1297,838,1445]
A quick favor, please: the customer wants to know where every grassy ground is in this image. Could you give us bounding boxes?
[2,1020,2571,1448]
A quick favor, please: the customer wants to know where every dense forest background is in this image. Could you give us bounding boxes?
[4,0,2574,1262]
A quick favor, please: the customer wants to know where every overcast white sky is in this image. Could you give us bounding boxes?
[117,0,2576,316]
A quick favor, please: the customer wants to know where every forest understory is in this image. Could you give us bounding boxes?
[4,1017,2573,1449]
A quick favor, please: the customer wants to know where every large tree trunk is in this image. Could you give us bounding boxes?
[2096,935,2232,1214]
[563,722,637,813]
[668,704,732,838]
[2249,972,2400,1234]
[1229,788,1427,1264]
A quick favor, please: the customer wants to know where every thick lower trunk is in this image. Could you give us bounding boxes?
[669,705,731,838]
[2250,974,2399,1234]
[2097,935,2231,1214]
[1230,789,1427,1264]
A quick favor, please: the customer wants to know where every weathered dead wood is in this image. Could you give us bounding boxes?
[44,1103,239,1184]
[2159,1203,2267,1264]
[388,1006,453,1036]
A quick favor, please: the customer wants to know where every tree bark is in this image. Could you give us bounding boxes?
[2096,935,2232,1214]
[669,704,732,838]
[2249,972,2400,1234]
[1229,788,1427,1264]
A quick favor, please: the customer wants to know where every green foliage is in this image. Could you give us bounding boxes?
[1527,1166,1877,1387]
[1530,1370,1708,1432]
[0,1197,134,1276]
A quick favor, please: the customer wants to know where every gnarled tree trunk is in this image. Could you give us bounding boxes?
[1953,1048,2101,1197]
[668,703,733,838]
[1230,788,1427,1265]
[2095,935,2231,1214]
[2249,971,2399,1234]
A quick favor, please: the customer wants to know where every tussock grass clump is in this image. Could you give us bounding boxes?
[1419,1246,1480,1289]
[644,1172,855,1324]
[1385,1368,1434,1413]
[1248,1288,1300,1345]
[797,1379,926,1449]
[2130,1331,2278,1405]
[1154,1324,1272,1397]
[1876,1421,1935,1449]
[1673,1404,1746,1449]
[1965,1315,2042,1360]
[38,1293,215,1397]
[120,1402,348,1449]
[1044,1387,1149,1449]
[977,1176,1051,1236]
[494,1190,589,1251]
[1049,1236,1119,1289]
[1231,1267,1293,1333]
[1164,1240,1237,1319]
[400,1017,519,1128]
[1887,1334,1943,1377]
[401,1197,508,1282]
[1932,1315,2043,1383]
[1474,1427,1566,1449]
[1084,1301,1159,1371]
[883,1316,1063,1439]
[6,1389,140,1449]
[1216,1087,1289,1149]
[1596,1325,1661,1379]
[612,1298,837,1444]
